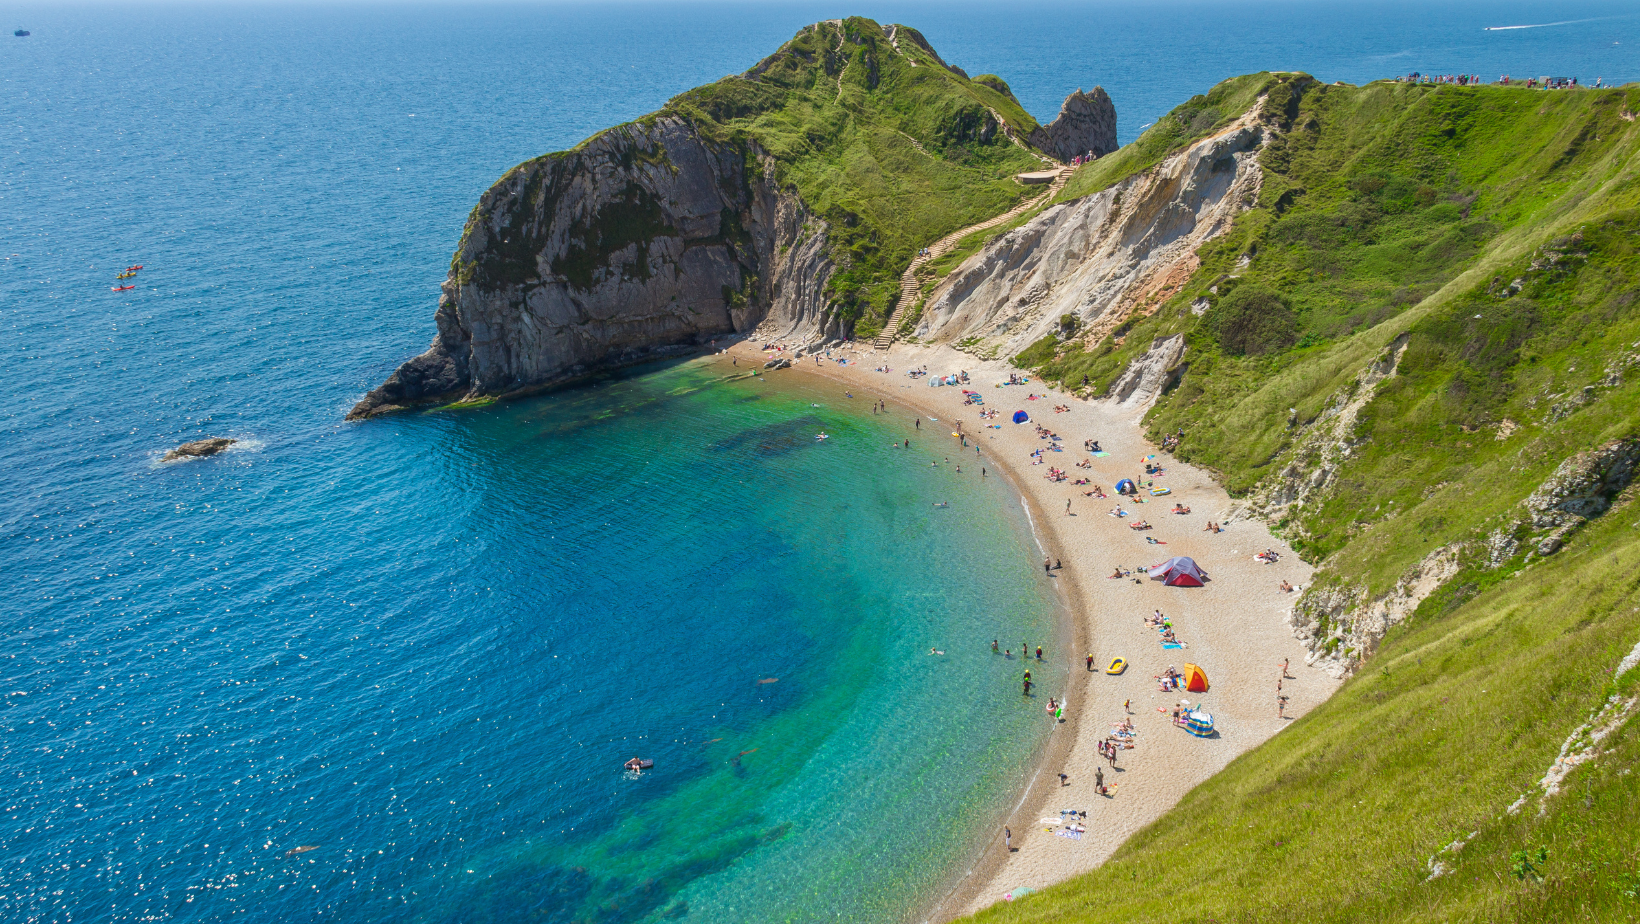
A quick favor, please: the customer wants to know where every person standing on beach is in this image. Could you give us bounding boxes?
[1044,558,1051,575]
[1281,658,1291,679]
[1095,766,1104,791]
[1066,498,1072,515]
[1004,826,1012,851]
[1086,653,1094,671]
[1036,646,1043,661]
[915,418,921,430]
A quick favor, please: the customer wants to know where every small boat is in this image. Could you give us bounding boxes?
[1150,487,1171,496]
[14,29,29,37]
[1105,657,1127,675]
[126,265,143,272]
[116,271,135,279]
[111,285,135,291]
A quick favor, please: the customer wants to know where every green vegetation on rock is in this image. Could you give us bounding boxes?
[661,18,1045,330]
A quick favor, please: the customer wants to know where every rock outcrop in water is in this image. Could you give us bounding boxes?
[1027,87,1118,161]
[348,117,838,419]
[162,438,237,462]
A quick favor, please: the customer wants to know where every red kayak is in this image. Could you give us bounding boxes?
[111,284,135,291]
[125,265,143,272]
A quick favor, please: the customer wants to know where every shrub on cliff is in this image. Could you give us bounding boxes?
[1209,285,1297,355]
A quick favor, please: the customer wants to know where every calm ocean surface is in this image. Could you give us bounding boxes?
[3,3,1634,921]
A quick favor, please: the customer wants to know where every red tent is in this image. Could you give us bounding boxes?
[1148,556,1208,587]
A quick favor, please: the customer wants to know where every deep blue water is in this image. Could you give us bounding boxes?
[3,3,1635,922]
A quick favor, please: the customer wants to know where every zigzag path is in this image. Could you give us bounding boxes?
[873,167,1070,350]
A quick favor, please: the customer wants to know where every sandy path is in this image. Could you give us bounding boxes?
[724,339,1338,919]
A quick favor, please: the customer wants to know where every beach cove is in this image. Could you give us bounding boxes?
[723,340,1340,918]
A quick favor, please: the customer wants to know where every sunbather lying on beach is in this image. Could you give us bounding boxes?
[1171,504,1191,514]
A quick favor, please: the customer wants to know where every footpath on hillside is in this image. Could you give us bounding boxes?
[720,338,1338,920]
[873,169,1070,351]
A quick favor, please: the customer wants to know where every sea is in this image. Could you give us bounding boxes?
[3,2,1635,922]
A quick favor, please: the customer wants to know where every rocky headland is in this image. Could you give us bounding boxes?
[349,18,1115,419]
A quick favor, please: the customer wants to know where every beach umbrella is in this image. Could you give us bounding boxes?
[1012,410,1029,423]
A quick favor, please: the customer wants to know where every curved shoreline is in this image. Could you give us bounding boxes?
[722,339,1340,920]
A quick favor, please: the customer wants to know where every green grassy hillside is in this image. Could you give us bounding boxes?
[652,18,1043,334]
[995,78,1640,923]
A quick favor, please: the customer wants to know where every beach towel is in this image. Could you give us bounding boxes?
[1004,887,1035,902]
[1055,828,1084,841]
[1091,451,1109,457]
[1162,642,1185,649]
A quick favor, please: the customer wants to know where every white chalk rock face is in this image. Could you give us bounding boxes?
[350,117,839,418]
[915,115,1265,363]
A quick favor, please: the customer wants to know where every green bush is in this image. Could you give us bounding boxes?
[1210,285,1297,355]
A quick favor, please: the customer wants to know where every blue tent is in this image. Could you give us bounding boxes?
[1115,478,1136,494]
[1012,410,1029,423]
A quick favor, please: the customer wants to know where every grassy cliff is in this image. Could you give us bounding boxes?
[994,76,1640,924]
[568,18,1045,336]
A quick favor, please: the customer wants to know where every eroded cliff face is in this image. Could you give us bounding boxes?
[914,113,1264,368]
[348,117,838,419]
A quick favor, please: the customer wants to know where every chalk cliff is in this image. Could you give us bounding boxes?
[914,112,1264,379]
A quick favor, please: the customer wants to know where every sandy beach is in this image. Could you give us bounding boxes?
[721,338,1339,920]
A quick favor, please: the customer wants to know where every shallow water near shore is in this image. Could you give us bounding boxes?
[4,2,1633,921]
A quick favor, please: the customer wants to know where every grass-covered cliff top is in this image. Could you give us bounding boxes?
[664,18,1045,333]
[493,18,1046,335]
[995,76,1640,924]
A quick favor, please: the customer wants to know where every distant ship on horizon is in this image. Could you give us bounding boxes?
[14,29,29,37]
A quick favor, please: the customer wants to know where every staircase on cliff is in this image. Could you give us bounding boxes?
[873,167,1070,351]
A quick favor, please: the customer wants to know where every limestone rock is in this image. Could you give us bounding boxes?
[349,117,839,420]
[1105,334,1186,408]
[1523,438,1640,529]
[163,438,236,462]
[1028,87,1117,162]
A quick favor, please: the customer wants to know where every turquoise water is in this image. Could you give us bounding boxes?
[4,2,1634,921]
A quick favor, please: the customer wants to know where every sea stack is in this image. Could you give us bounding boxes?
[1029,87,1118,161]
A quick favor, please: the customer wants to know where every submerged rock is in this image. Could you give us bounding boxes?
[163,438,236,462]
